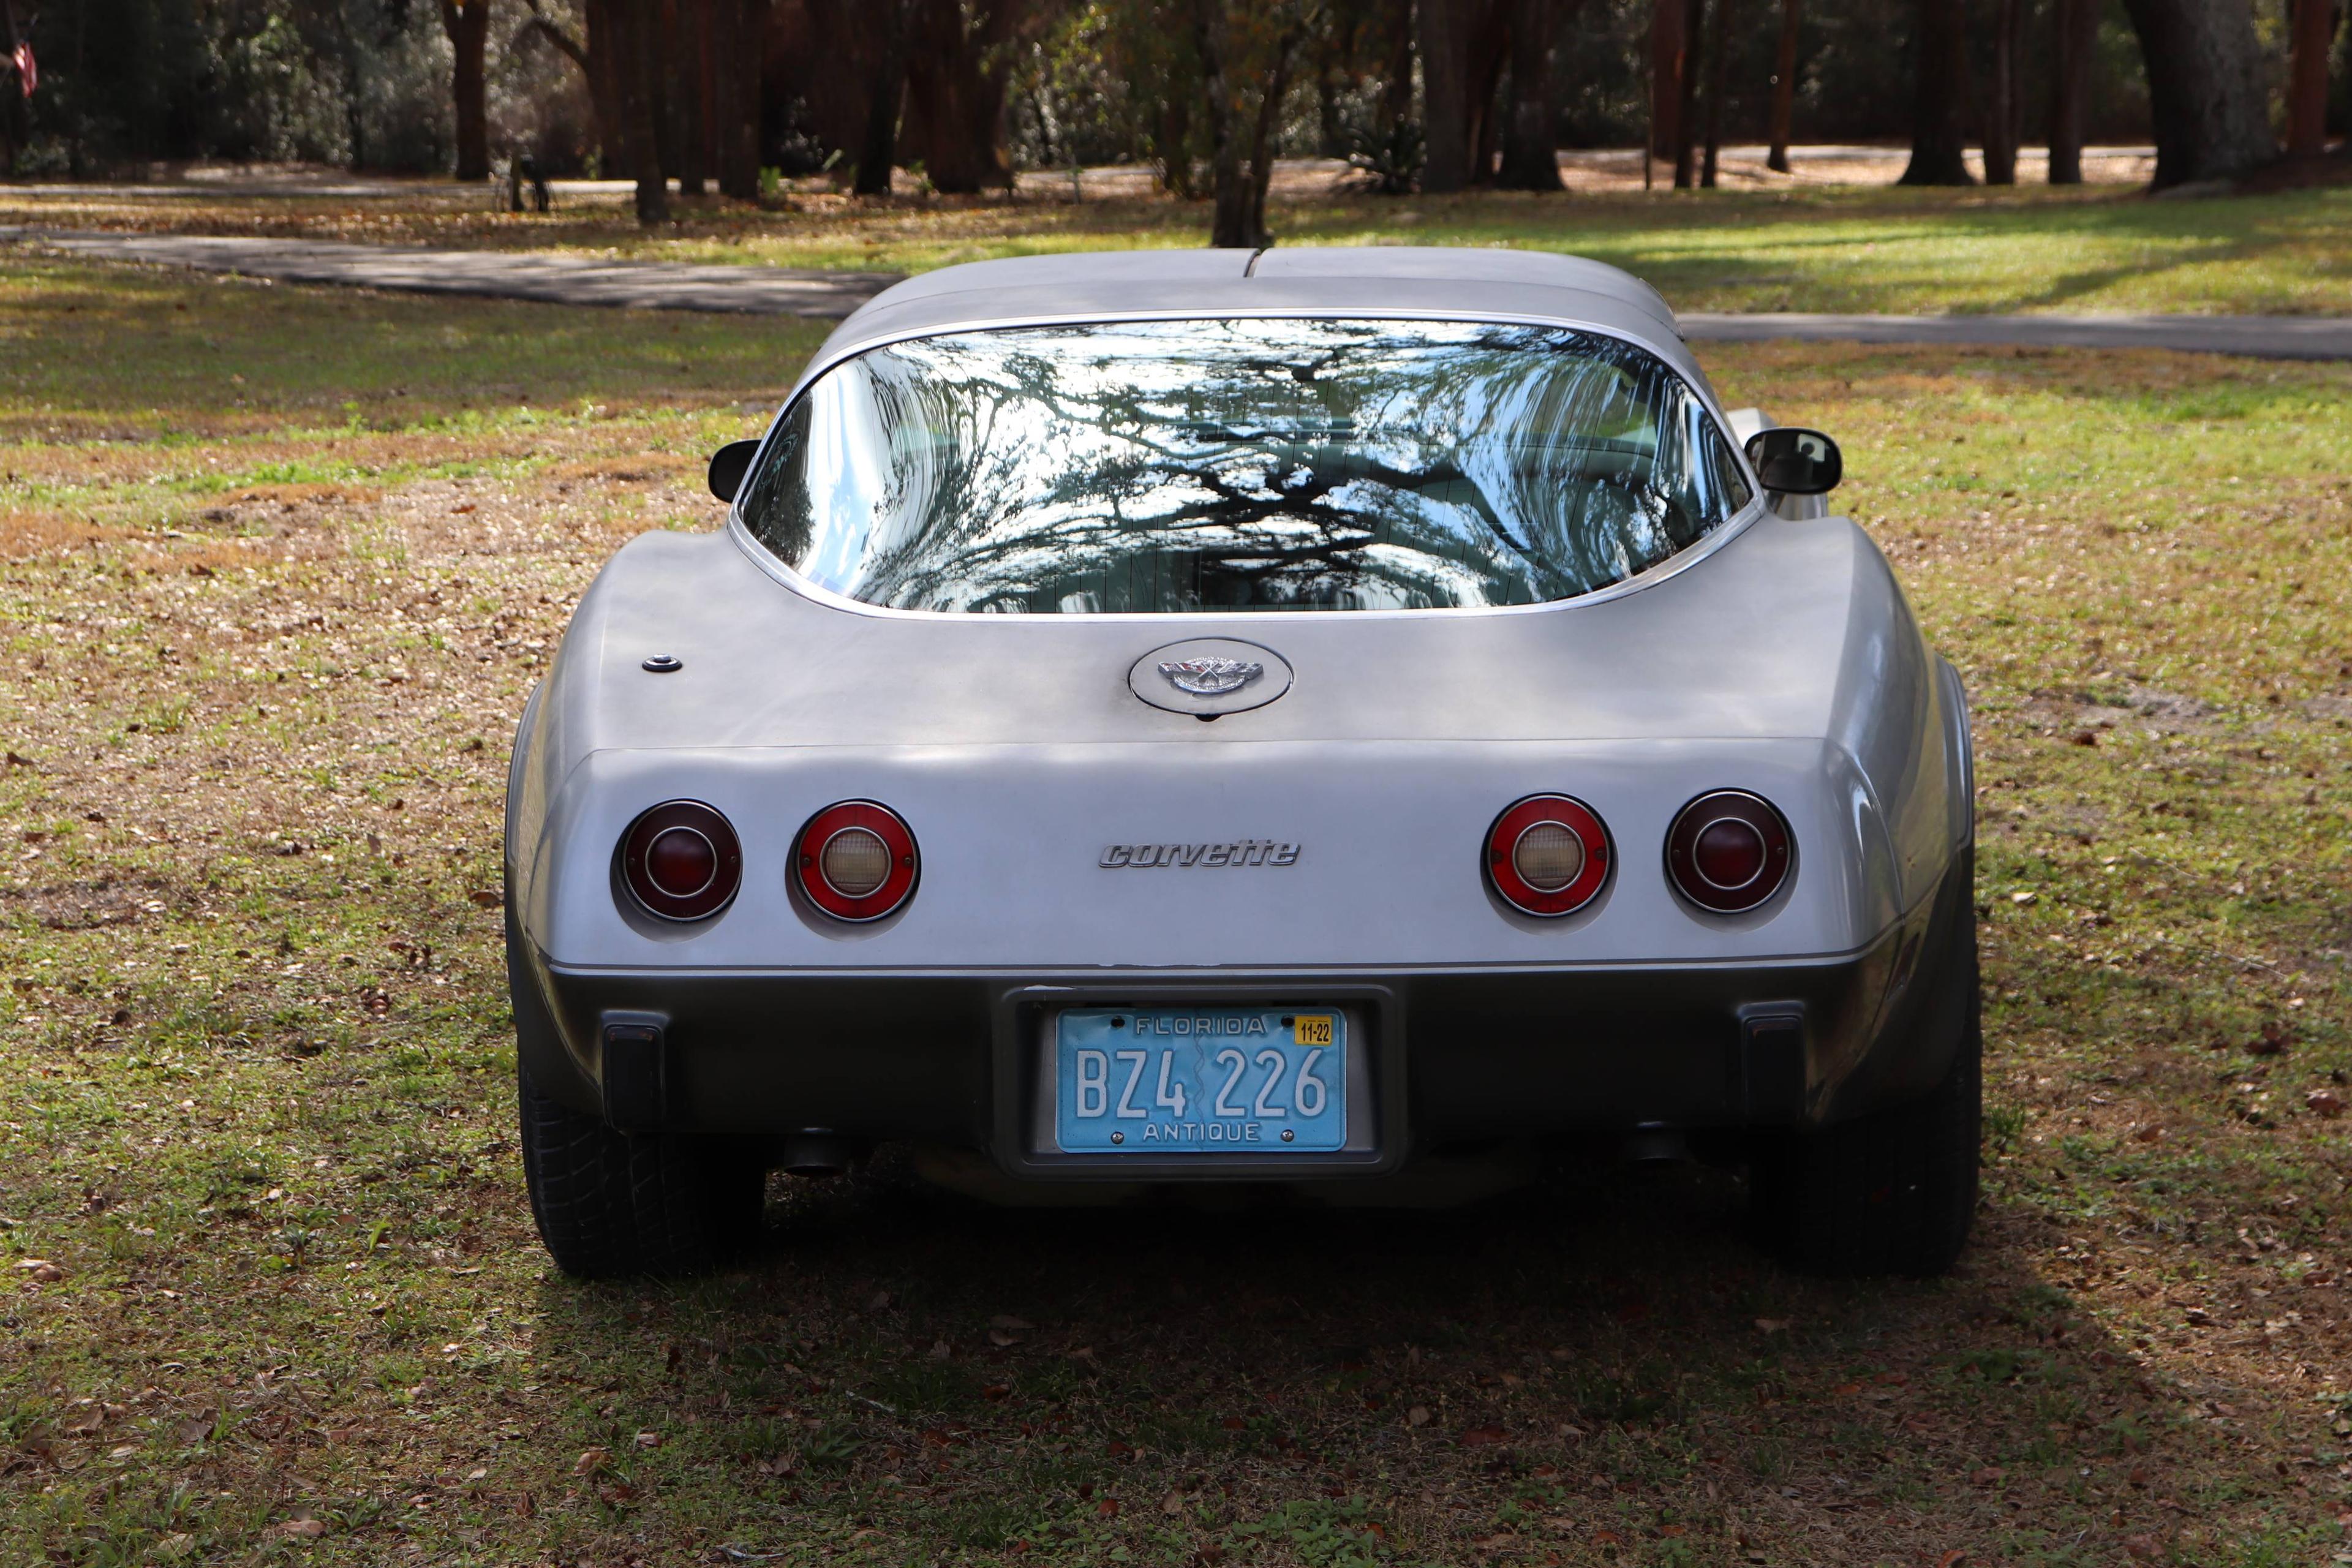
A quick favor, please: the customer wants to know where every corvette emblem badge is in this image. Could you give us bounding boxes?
[1158,656,1263,696]
[1127,638,1294,717]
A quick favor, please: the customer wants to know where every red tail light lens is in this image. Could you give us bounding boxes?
[796,801,919,921]
[619,801,742,921]
[1666,791,1793,913]
[1485,794,1611,916]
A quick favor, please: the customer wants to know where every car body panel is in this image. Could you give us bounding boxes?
[502,246,1975,1169]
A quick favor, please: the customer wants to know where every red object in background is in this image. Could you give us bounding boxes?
[12,43,34,97]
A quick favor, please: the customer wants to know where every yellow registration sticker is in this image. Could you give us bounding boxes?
[1293,1014,1335,1047]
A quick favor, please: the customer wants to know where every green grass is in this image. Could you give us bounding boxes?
[9,178,2352,315]
[1,260,2348,1565]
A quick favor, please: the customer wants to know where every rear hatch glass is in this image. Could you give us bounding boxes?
[738,317,1753,614]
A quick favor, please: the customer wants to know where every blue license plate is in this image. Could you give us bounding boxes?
[1054,1006,1346,1153]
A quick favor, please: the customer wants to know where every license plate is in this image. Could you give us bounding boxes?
[1054,1006,1346,1153]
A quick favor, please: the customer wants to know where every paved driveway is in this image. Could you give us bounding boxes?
[11,225,2350,360]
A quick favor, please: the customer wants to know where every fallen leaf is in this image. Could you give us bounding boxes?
[2184,1306,2212,1326]
[981,1384,1011,1401]
[1833,1382,1863,1396]
[1754,1317,1790,1334]
[2248,1022,2288,1056]
[467,888,502,910]
[1458,1425,1507,1447]
[1095,1498,1119,1518]
[1406,1405,1431,1428]
[2307,1090,2345,1118]
[2010,890,2037,905]
[274,1518,328,1539]
[2132,1124,2163,1144]
[1970,1467,2005,1485]
[926,1340,951,1360]
[988,1314,1035,1332]
[1593,1529,1624,1545]
[1161,1488,1185,1515]
[633,1431,660,1449]
[15,1259,64,1283]
[175,1417,214,1445]
[865,1289,891,1312]
[987,1329,1022,1348]
[108,1443,139,1458]
[1935,1553,1966,1568]
[572,1447,609,1476]
[156,1534,195,1561]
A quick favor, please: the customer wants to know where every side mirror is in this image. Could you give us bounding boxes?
[707,439,760,503]
[1743,428,1842,496]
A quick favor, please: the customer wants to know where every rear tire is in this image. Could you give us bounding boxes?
[517,1058,767,1278]
[508,898,764,1278]
[1753,971,1981,1278]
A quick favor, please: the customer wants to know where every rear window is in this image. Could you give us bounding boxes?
[737,317,1752,614]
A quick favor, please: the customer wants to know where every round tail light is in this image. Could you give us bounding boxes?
[619,801,742,921]
[1485,794,1611,916]
[796,801,919,922]
[1666,790,1793,913]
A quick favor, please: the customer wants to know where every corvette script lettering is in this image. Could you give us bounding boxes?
[1101,841,1301,868]
[1157,656,1264,696]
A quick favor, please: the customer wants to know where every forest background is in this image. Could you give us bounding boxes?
[0,0,2345,247]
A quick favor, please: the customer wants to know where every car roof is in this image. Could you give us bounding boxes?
[807,246,1696,380]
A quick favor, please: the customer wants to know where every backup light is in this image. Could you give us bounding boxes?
[796,801,919,921]
[1666,790,1793,913]
[619,801,742,922]
[1485,794,1611,917]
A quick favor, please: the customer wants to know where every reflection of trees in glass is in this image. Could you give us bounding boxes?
[741,318,1752,614]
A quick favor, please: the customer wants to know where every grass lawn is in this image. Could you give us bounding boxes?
[2,259,2349,1566]
[7,179,2352,316]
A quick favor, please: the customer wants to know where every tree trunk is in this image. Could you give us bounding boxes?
[900,0,1017,194]
[1672,0,1705,187]
[1983,0,2019,183]
[1497,0,1565,189]
[1898,0,1973,184]
[1700,0,1732,186]
[1463,0,1510,184]
[1648,0,1684,164]
[1419,0,1470,191]
[439,0,493,181]
[2045,0,2095,182]
[710,0,764,198]
[2286,0,2337,156]
[2118,0,2276,186]
[674,0,706,194]
[600,0,669,222]
[853,0,906,195]
[1765,0,1799,171]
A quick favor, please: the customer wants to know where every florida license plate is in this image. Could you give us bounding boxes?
[1054,1006,1346,1153]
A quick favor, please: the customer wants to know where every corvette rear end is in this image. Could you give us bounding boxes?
[504,248,1980,1280]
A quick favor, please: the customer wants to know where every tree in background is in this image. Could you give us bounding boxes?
[851,0,910,193]
[1898,0,1972,183]
[2285,0,2339,156]
[1981,0,2021,184]
[1193,0,1310,244]
[1496,0,1569,189]
[901,0,1027,192]
[2119,0,2275,184]
[1763,0,1799,172]
[437,0,491,179]
[2043,0,2097,182]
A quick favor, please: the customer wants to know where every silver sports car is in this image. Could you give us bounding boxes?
[505,247,1978,1280]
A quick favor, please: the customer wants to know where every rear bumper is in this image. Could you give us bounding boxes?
[514,854,1973,1180]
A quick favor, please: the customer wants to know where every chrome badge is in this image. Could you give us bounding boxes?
[1158,655,1262,696]
[1127,638,1293,717]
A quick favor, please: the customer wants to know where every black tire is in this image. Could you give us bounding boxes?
[507,898,764,1278]
[516,1057,767,1278]
[1753,971,1981,1278]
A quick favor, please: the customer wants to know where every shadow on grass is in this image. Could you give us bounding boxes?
[519,1153,2237,1563]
